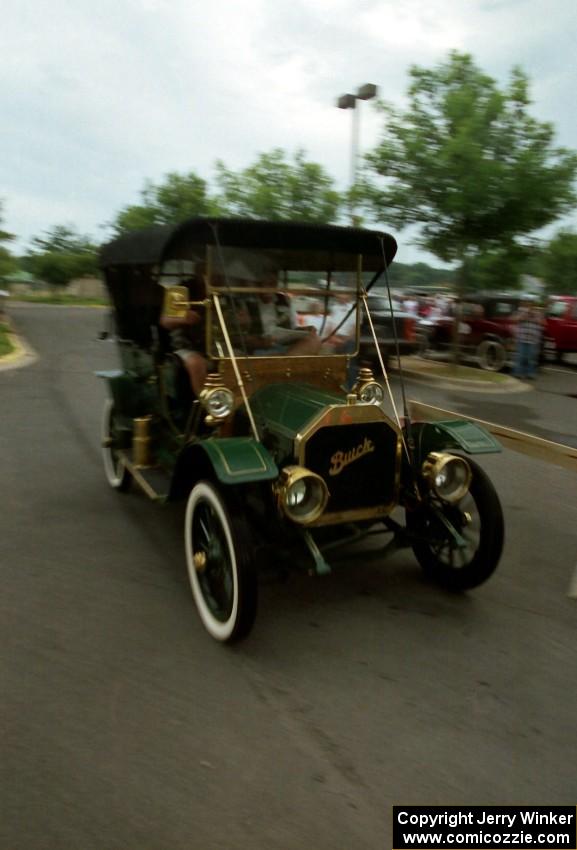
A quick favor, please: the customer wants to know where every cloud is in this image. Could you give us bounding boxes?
[1,0,576,263]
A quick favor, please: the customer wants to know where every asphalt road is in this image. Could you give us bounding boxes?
[399,353,577,450]
[1,304,576,850]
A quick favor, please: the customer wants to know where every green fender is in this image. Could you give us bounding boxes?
[411,419,502,464]
[169,436,279,499]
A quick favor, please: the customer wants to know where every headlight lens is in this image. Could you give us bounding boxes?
[277,466,329,524]
[358,381,384,405]
[422,452,471,504]
[287,479,308,508]
[204,387,234,419]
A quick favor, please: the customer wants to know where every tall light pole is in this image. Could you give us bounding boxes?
[337,83,378,225]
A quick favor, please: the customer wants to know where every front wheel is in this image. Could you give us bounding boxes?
[185,481,257,642]
[416,331,430,357]
[543,337,563,364]
[407,457,504,590]
[101,399,131,491]
[476,338,507,372]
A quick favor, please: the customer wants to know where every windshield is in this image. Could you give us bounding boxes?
[208,248,361,359]
[547,301,568,318]
[365,295,403,313]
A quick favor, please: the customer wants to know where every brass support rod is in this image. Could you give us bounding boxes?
[212,294,260,442]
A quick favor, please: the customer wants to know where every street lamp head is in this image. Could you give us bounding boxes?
[336,83,378,225]
[356,83,378,101]
[337,93,357,109]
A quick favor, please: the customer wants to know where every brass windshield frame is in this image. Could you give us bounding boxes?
[203,248,363,362]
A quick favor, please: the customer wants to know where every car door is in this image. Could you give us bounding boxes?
[546,300,572,352]
[561,301,577,352]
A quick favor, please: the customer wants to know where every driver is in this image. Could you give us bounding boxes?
[159,271,207,396]
[239,273,322,356]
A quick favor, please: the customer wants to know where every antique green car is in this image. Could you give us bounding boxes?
[99,217,504,642]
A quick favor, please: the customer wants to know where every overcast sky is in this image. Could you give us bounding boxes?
[2,0,576,265]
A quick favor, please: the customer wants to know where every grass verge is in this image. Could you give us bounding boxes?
[0,322,15,357]
[414,363,511,383]
[15,294,109,306]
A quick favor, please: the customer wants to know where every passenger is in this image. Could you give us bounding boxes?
[403,295,419,316]
[240,273,321,356]
[323,290,356,352]
[159,274,207,396]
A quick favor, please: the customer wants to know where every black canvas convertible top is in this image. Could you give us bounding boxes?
[99,224,178,268]
[99,217,397,270]
[99,217,397,346]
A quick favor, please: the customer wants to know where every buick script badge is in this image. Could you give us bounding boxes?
[329,437,375,476]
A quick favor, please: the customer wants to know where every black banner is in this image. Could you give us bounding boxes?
[393,806,577,850]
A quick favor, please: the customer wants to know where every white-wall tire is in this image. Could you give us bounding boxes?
[476,338,506,372]
[101,399,131,491]
[185,481,256,643]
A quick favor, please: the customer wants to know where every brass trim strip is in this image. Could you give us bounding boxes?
[209,286,359,297]
[210,441,269,477]
[212,352,353,362]
[307,500,397,527]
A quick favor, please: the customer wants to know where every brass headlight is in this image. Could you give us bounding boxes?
[200,375,234,421]
[421,452,471,504]
[202,387,234,419]
[358,381,384,405]
[353,367,384,405]
[276,466,329,524]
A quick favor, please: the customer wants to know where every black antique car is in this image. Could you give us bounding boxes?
[358,291,420,368]
[99,217,504,642]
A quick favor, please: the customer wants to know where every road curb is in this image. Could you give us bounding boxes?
[387,359,531,394]
[0,317,37,371]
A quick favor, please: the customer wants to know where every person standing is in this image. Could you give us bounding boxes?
[512,300,545,380]
[403,295,419,316]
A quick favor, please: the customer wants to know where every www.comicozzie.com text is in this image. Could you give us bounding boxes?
[396,810,575,847]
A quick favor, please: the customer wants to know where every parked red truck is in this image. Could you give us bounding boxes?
[543,295,577,362]
[419,293,520,371]
[420,292,577,370]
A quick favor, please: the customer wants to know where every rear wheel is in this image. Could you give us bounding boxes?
[407,457,504,590]
[101,399,131,491]
[476,338,507,372]
[185,481,257,642]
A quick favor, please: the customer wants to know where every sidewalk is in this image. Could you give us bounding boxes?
[387,355,529,393]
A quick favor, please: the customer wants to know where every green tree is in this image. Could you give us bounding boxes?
[112,204,158,235]
[387,260,455,290]
[363,52,577,291]
[464,244,531,291]
[112,171,217,235]
[0,201,17,281]
[538,230,577,293]
[214,149,341,222]
[24,225,99,288]
[110,153,341,236]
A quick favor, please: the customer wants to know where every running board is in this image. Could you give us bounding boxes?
[120,453,169,502]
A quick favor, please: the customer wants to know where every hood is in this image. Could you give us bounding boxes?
[249,382,344,441]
